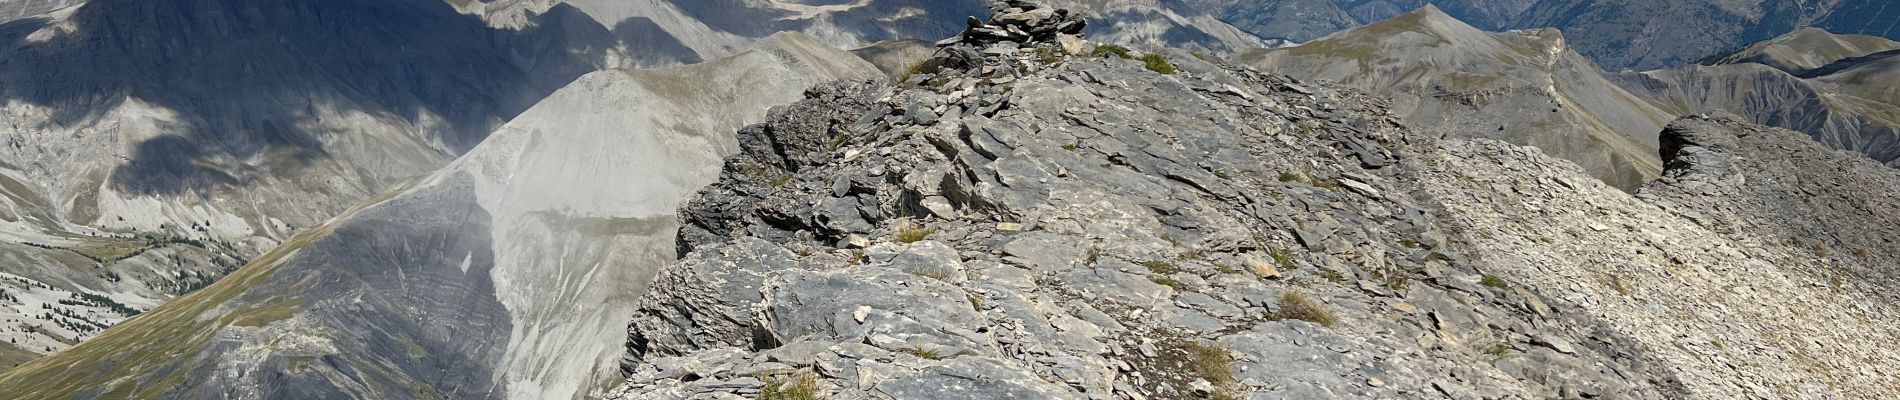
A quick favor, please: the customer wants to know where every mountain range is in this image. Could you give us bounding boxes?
[1612,28,1900,168]
[1044,0,1900,70]
[0,0,1897,399]
[0,0,987,369]
[0,28,880,399]
[1237,5,1669,190]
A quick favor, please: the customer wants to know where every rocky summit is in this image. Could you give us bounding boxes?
[2,1,1898,399]
[606,3,1900,400]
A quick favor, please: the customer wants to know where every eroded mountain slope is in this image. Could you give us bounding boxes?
[1237,6,1669,190]
[1614,28,1900,168]
[0,32,880,400]
[0,0,682,363]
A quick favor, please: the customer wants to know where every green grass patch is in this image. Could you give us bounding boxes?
[1140,53,1177,74]
[1140,260,1181,274]
[761,372,820,400]
[1318,270,1345,283]
[1183,341,1234,385]
[230,298,303,328]
[1485,343,1514,358]
[896,60,932,83]
[1480,275,1509,289]
[894,223,934,244]
[0,218,341,398]
[1277,291,1336,327]
[1267,248,1297,270]
[900,348,941,360]
[1092,44,1133,59]
[1036,46,1066,66]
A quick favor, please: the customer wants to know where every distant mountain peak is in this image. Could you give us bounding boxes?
[1704,26,1900,73]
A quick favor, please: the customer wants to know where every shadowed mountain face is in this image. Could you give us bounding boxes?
[0,32,883,400]
[0,0,76,22]
[0,0,662,196]
[1513,0,1900,70]
[667,0,987,42]
[0,0,693,368]
[1238,6,1670,190]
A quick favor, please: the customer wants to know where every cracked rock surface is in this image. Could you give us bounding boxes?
[610,3,1900,399]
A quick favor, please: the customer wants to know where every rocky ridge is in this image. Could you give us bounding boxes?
[609,2,1900,399]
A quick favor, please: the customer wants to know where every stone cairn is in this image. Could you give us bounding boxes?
[908,0,1089,86]
[942,0,1087,47]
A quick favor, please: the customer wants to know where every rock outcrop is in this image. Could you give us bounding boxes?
[611,3,1900,400]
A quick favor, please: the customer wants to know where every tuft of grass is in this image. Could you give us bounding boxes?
[1485,343,1514,358]
[1181,247,1210,261]
[1318,270,1346,283]
[1212,171,1233,180]
[1480,275,1509,289]
[1150,277,1185,291]
[1183,341,1235,386]
[1277,291,1336,327]
[913,268,955,283]
[1604,274,1632,295]
[1092,44,1133,59]
[1036,46,1066,66]
[896,61,931,83]
[901,348,942,360]
[1278,172,1304,183]
[761,372,820,400]
[1268,248,1298,270]
[1140,260,1181,274]
[1141,53,1177,74]
[1215,263,1242,274]
[1380,272,1410,291]
[894,223,934,244]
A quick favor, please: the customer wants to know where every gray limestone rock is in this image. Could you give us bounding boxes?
[611,4,1900,399]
